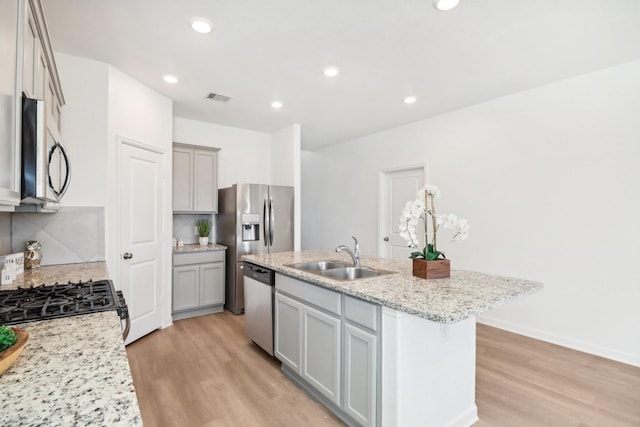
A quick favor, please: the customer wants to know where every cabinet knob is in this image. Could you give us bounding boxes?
[123,252,133,260]
[383,237,389,242]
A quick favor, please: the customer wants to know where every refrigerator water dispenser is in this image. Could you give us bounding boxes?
[242,213,260,241]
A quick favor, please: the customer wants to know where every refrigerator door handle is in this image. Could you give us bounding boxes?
[269,197,275,246]
[263,197,269,246]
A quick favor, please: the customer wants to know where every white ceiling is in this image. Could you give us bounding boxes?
[43,0,640,149]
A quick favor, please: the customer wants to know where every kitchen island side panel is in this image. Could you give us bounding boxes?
[382,308,478,427]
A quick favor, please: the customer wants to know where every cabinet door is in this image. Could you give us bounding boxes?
[0,0,19,207]
[343,324,377,427]
[172,265,199,312]
[45,73,59,131]
[22,5,37,98]
[193,149,218,212]
[172,147,193,211]
[35,43,47,101]
[274,292,302,373]
[199,262,224,306]
[302,304,341,406]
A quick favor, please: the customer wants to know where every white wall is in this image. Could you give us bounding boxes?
[272,124,302,250]
[173,117,272,188]
[301,59,640,367]
[56,53,109,206]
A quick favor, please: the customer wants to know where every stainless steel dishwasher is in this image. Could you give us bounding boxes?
[243,262,275,355]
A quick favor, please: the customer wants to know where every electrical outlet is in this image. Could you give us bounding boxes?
[194,226,198,235]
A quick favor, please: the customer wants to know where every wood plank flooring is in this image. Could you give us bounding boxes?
[126,311,640,427]
[474,324,640,427]
[126,311,343,427]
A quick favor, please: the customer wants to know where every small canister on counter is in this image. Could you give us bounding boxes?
[24,240,42,269]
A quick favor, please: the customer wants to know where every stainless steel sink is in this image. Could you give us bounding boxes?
[287,261,394,281]
[320,267,392,281]
[287,260,351,272]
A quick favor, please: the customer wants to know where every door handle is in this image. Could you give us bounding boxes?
[384,237,389,242]
[269,197,274,246]
[123,252,133,260]
[263,197,269,246]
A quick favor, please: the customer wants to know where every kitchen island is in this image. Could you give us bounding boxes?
[243,250,543,427]
[0,262,142,426]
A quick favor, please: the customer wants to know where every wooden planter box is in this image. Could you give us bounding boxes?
[412,259,450,280]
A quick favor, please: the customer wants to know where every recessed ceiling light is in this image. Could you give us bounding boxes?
[433,0,460,11]
[271,101,283,109]
[191,17,213,34]
[163,75,178,84]
[404,96,417,105]
[323,66,340,77]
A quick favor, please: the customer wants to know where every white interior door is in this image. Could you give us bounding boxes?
[119,141,164,344]
[378,166,425,259]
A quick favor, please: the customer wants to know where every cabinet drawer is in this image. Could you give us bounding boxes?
[173,250,224,266]
[344,295,378,331]
[276,274,341,316]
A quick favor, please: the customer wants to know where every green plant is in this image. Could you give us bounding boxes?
[197,219,211,238]
[0,326,17,352]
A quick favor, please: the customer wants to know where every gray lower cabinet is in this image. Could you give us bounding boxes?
[343,323,377,427]
[302,303,341,406]
[172,251,225,320]
[274,292,302,372]
[274,274,379,426]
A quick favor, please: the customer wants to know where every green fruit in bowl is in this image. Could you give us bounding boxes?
[0,326,17,352]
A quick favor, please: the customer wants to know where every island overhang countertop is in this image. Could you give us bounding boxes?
[243,250,543,323]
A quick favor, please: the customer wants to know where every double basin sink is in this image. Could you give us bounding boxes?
[286,260,394,281]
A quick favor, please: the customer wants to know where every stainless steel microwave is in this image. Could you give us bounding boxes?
[21,97,70,207]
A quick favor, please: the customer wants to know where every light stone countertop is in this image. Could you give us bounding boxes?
[243,250,543,324]
[0,261,109,291]
[0,312,142,426]
[172,243,227,253]
[0,261,142,426]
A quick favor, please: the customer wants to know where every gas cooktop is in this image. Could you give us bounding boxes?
[0,279,128,326]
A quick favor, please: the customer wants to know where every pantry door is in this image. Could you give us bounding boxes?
[378,166,425,259]
[118,140,165,344]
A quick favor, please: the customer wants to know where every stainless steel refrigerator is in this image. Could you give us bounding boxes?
[216,184,294,313]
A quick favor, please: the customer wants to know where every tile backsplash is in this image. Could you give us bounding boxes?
[11,207,105,266]
[0,212,10,255]
[173,214,215,244]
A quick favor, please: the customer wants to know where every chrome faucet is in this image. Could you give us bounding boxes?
[336,236,360,267]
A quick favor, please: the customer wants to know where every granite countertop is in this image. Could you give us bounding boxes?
[0,312,142,426]
[1,261,110,291]
[173,243,227,253]
[0,261,142,426]
[243,250,543,324]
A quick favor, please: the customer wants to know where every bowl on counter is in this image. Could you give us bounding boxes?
[0,327,29,375]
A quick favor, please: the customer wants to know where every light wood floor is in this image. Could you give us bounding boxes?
[126,311,640,427]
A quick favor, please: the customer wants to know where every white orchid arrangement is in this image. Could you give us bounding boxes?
[399,184,470,260]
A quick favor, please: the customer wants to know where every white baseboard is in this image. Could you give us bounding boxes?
[477,315,640,368]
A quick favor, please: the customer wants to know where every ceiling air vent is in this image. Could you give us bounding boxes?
[205,93,231,102]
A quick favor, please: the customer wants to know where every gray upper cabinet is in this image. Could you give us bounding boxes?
[0,0,20,210]
[1,0,65,211]
[172,143,220,213]
[23,0,64,133]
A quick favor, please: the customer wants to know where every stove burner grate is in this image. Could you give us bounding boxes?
[0,279,126,325]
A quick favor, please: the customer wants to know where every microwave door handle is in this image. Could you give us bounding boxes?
[57,143,71,198]
[263,197,269,246]
[269,197,274,246]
